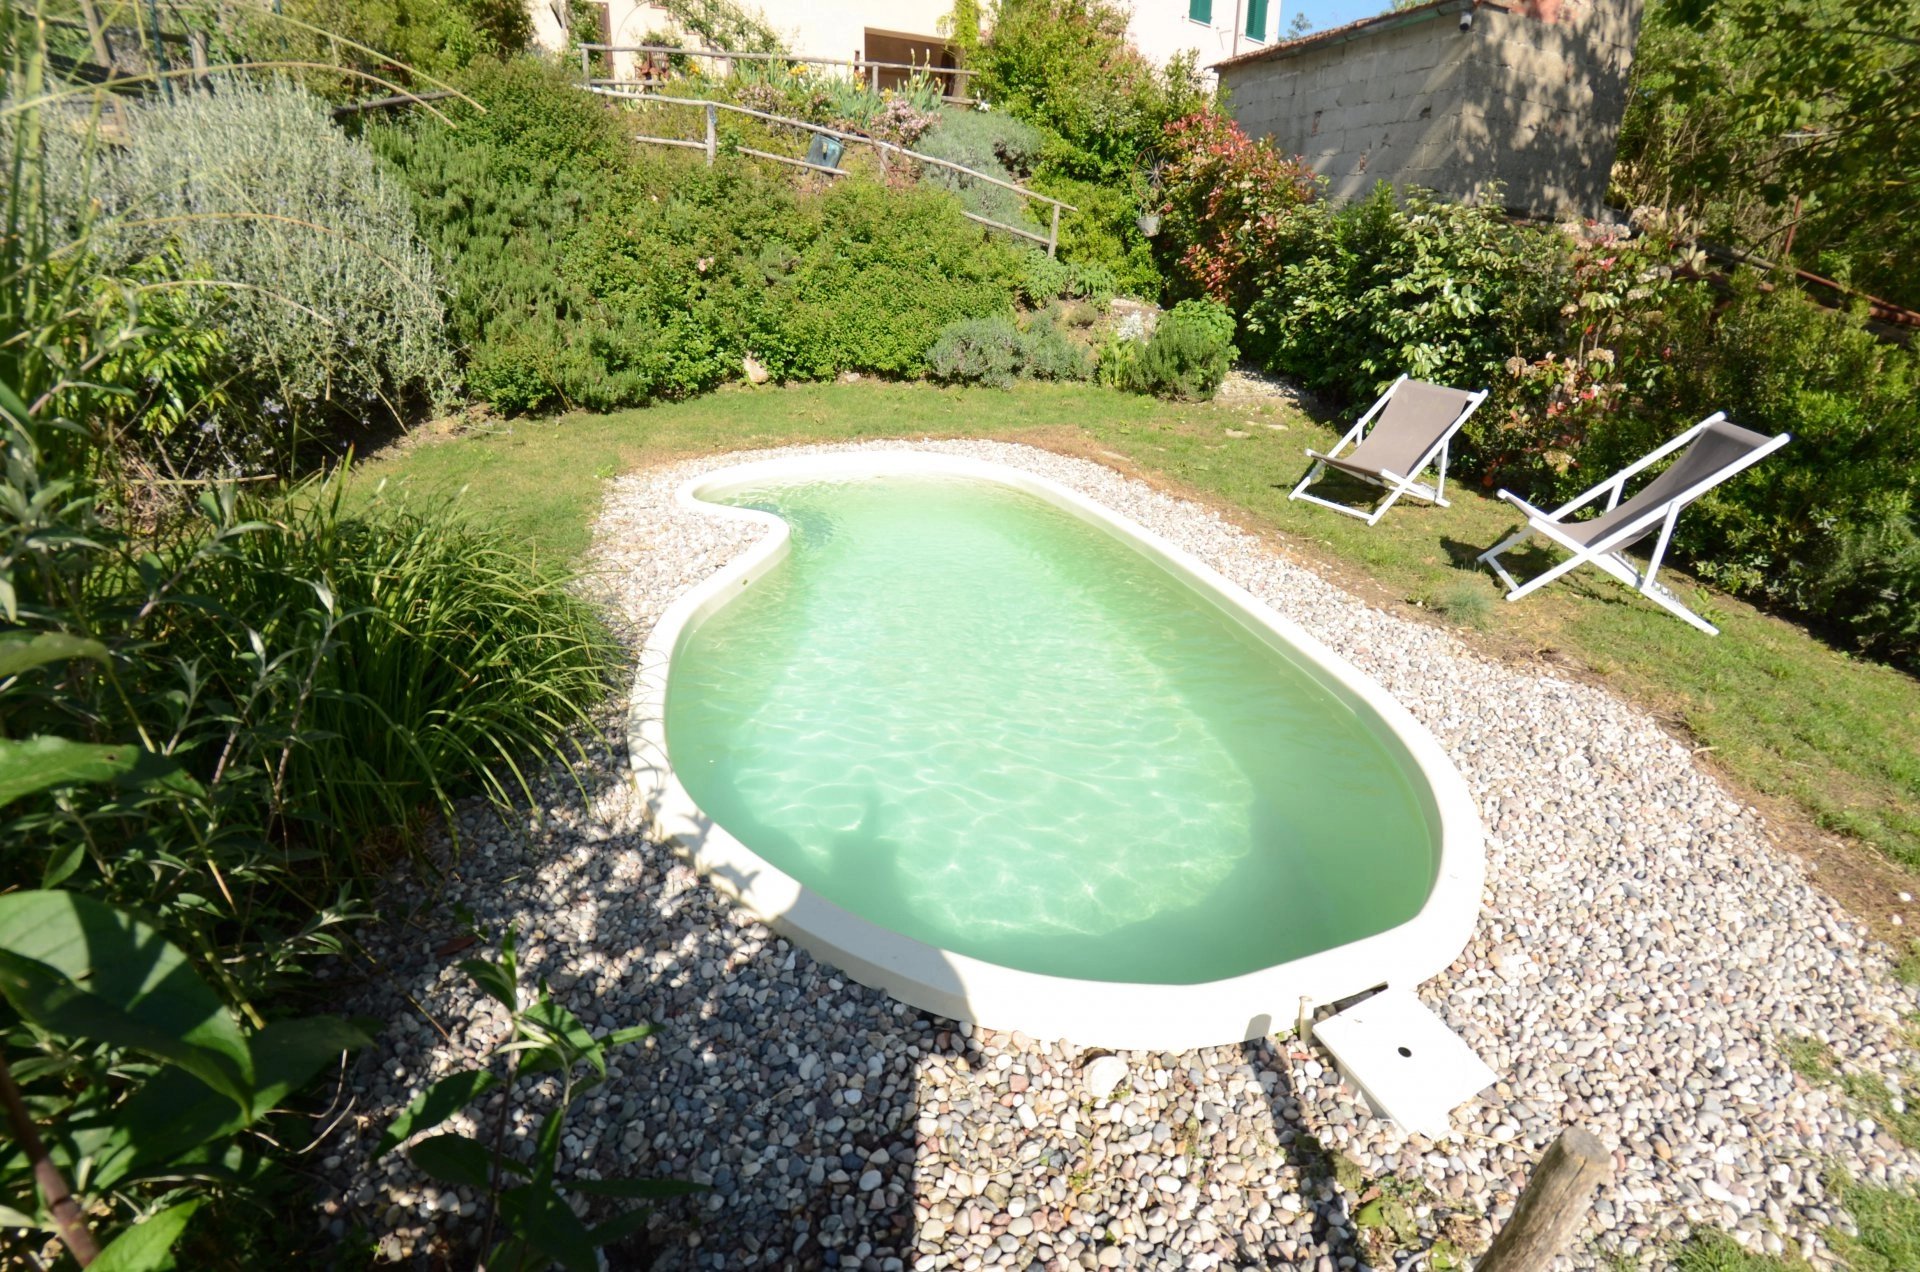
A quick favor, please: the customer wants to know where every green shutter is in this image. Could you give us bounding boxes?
[1189,0,1213,22]
[1246,0,1269,38]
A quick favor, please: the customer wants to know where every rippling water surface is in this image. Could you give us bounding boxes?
[665,476,1434,983]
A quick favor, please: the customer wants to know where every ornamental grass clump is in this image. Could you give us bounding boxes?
[170,477,620,854]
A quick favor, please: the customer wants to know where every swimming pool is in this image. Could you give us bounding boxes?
[628,452,1483,1049]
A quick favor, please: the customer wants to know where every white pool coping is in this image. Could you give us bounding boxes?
[626,451,1486,1051]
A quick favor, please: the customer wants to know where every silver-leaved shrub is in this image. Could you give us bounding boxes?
[48,76,456,472]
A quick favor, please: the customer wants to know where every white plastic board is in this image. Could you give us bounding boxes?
[1312,988,1496,1140]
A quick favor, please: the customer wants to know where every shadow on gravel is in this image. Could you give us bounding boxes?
[484,758,932,1271]
[329,736,1398,1272]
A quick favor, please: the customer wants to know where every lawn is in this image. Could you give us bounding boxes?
[356,380,1920,923]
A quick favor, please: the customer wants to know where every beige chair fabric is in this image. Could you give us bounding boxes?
[1290,376,1490,525]
[1478,414,1790,634]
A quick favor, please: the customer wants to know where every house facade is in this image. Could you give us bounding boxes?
[1214,0,1645,219]
[532,1,1274,87]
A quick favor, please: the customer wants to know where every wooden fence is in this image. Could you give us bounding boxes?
[576,43,975,103]
[590,88,1074,257]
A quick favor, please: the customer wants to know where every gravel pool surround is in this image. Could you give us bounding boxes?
[321,439,1920,1271]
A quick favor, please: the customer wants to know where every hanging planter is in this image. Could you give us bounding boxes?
[1136,211,1161,237]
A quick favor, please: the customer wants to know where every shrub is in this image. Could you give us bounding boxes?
[742,179,1023,381]
[1245,184,1564,405]
[1058,300,1101,328]
[1156,109,1319,310]
[1064,261,1120,302]
[1031,172,1162,299]
[56,76,456,471]
[1014,251,1072,304]
[920,106,1048,176]
[871,92,941,147]
[928,315,1028,387]
[221,0,532,92]
[1573,270,1920,664]
[916,108,1048,233]
[376,58,1024,411]
[926,314,1091,386]
[1126,298,1236,400]
[1021,316,1093,381]
[1472,210,1698,488]
[372,55,669,409]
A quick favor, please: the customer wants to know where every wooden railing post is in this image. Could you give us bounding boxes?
[704,103,717,166]
[1477,1127,1612,1272]
[1048,203,1061,258]
[579,47,590,83]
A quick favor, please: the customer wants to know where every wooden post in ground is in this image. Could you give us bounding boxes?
[1477,1127,1612,1272]
[704,103,717,166]
[1048,203,1061,258]
[78,0,131,134]
[188,29,208,90]
[579,46,591,83]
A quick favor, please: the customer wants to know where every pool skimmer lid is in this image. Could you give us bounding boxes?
[1311,988,1496,1139]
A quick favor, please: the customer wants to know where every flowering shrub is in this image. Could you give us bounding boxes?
[868,94,940,149]
[1477,210,1700,486]
[1156,110,1318,309]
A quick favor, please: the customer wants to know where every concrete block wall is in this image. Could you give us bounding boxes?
[1219,0,1644,219]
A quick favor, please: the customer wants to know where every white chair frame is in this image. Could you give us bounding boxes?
[1289,375,1491,526]
[1476,412,1791,635]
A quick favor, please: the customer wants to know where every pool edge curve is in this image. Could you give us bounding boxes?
[625,449,1485,1051]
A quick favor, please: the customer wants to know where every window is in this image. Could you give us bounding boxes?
[1245,0,1269,38]
[1188,0,1212,22]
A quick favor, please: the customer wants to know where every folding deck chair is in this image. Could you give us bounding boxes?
[1289,376,1489,525]
[1477,412,1790,635]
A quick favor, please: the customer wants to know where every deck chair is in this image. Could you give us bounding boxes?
[1289,376,1489,525]
[1477,413,1789,634]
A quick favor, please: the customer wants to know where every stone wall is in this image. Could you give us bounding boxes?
[1217,0,1644,219]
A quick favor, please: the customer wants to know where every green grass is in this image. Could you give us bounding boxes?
[1724,1036,1920,1272]
[357,380,1920,884]
[1779,1029,1920,1151]
[1674,1172,1920,1272]
[1674,1229,1802,1271]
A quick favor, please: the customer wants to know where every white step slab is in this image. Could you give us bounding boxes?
[1312,988,1495,1140]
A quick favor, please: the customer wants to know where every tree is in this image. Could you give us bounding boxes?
[1616,0,1919,304]
[970,0,1205,180]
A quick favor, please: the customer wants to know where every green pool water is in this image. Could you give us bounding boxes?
[665,475,1435,984]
